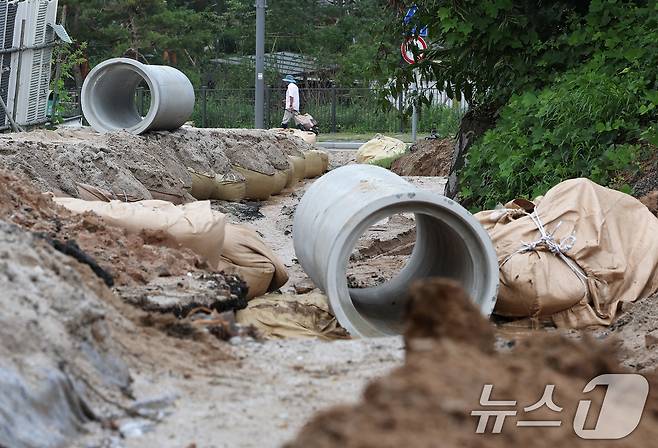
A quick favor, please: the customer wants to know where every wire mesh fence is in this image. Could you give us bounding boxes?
[62,87,465,136]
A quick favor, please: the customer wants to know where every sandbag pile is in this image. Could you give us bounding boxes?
[356,134,408,169]
[476,178,658,328]
[54,198,288,299]
[189,149,328,202]
[0,127,327,205]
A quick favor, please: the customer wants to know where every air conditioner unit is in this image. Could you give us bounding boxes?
[0,0,58,130]
[0,1,20,129]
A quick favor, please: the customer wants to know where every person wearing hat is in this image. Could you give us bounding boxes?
[281,75,300,129]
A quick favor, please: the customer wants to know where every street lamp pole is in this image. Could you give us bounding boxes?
[255,0,267,129]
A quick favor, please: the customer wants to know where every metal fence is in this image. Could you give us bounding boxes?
[62,87,466,135]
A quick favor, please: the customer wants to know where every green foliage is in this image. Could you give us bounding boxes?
[397,0,658,210]
[50,41,87,123]
[61,0,398,88]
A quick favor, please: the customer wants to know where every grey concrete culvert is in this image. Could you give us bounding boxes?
[81,58,195,135]
[292,165,499,337]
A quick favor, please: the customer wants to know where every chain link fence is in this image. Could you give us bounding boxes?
[62,87,465,136]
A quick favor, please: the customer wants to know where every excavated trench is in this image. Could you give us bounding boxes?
[0,129,656,448]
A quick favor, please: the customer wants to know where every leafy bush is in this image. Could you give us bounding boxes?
[460,63,655,209]
[451,0,658,209]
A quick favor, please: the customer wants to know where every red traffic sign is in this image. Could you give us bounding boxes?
[401,36,427,65]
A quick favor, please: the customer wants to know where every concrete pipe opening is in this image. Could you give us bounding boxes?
[293,165,499,338]
[81,58,195,134]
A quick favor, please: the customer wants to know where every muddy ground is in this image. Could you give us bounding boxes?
[1,135,657,448]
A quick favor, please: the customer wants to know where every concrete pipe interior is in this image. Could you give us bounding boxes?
[331,202,495,337]
[84,63,154,133]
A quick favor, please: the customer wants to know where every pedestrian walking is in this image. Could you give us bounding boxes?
[280,75,300,129]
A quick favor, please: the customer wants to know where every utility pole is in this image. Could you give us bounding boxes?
[255,0,267,129]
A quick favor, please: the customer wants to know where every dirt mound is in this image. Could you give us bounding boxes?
[390,138,454,177]
[0,169,204,286]
[404,279,496,353]
[0,127,314,200]
[289,279,658,448]
[0,220,133,448]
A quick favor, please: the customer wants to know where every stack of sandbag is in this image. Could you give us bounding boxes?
[53,199,289,298]
[476,178,658,328]
[187,150,328,202]
[356,134,408,169]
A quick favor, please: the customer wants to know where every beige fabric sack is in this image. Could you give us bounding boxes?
[217,223,289,299]
[272,165,292,194]
[304,150,329,178]
[233,165,287,200]
[148,188,189,205]
[77,183,144,203]
[236,291,348,340]
[288,155,307,185]
[189,169,217,200]
[189,169,247,202]
[215,174,247,202]
[356,134,408,169]
[476,178,658,328]
[54,198,226,267]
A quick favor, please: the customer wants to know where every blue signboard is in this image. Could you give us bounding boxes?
[404,6,428,38]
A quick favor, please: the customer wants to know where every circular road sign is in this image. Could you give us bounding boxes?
[401,36,428,65]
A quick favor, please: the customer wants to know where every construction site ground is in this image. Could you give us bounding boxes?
[1,134,656,448]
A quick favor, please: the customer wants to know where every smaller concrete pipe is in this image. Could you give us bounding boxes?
[293,165,499,338]
[81,58,195,134]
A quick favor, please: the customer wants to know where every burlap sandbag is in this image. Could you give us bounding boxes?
[77,183,116,202]
[189,169,247,202]
[304,150,329,178]
[189,169,217,200]
[288,155,307,185]
[235,291,348,340]
[54,198,226,267]
[233,165,287,200]
[272,165,292,195]
[217,223,289,299]
[356,134,408,169]
[77,183,144,202]
[476,178,658,328]
[215,173,247,202]
[148,189,189,205]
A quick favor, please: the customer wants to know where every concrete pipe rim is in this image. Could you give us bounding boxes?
[81,58,159,134]
[324,192,499,338]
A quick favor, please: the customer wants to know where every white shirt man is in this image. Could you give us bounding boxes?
[281,75,300,128]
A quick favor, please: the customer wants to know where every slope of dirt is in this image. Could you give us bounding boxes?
[0,127,315,201]
[288,279,658,448]
[0,220,133,448]
[0,169,205,286]
[390,138,454,177]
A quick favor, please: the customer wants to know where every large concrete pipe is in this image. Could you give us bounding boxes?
[293,165,499,338]
[81,58,195,134]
